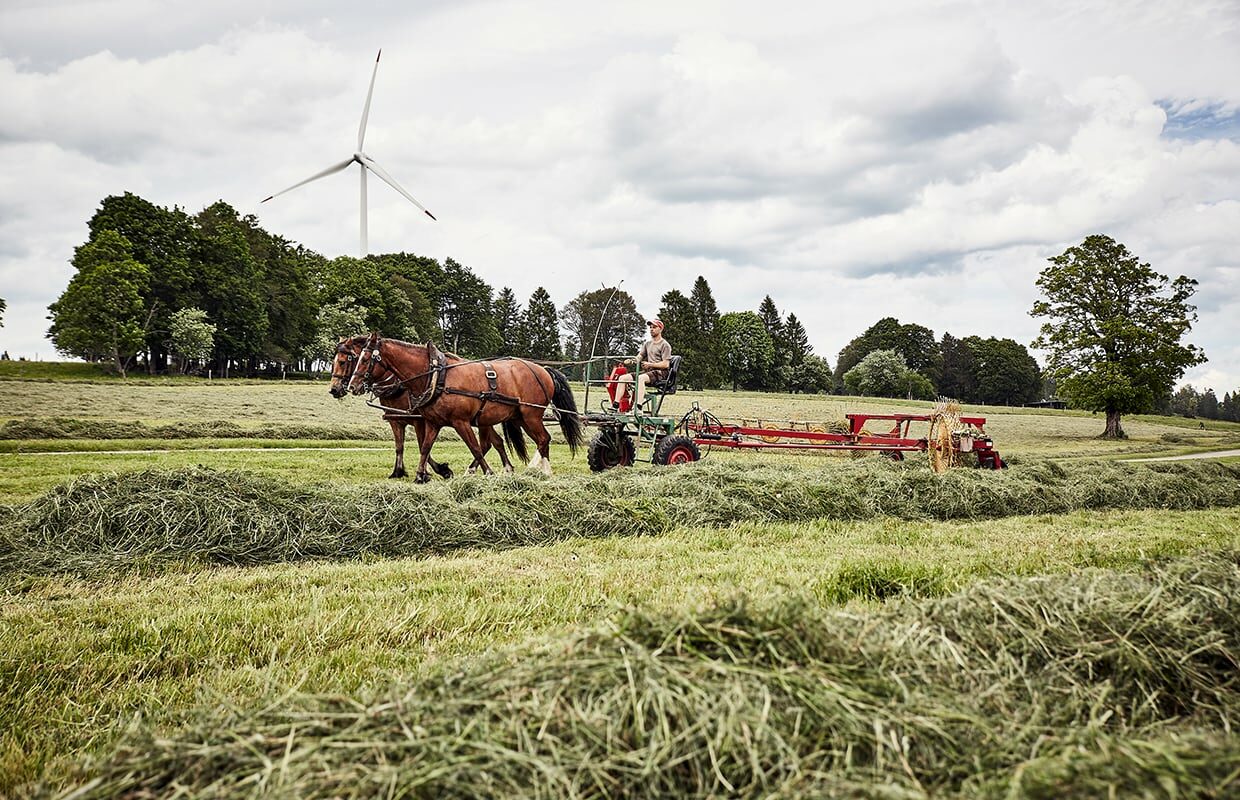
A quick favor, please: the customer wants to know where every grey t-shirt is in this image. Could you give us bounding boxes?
[640,338,672,379]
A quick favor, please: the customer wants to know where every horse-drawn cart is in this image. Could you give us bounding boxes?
[581,357,1005,473]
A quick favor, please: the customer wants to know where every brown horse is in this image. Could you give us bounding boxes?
[340,334,583,481]
[328,336,512,479]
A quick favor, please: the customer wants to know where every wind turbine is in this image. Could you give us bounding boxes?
[261,49,436,256]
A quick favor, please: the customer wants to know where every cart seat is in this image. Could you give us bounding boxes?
[647,355,682,395]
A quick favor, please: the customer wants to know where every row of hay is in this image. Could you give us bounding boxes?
[0,417,385,441]
[53,551,1240,798]
[3,459,1239,577]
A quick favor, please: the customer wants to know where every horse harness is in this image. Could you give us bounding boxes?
[355,335,550,422]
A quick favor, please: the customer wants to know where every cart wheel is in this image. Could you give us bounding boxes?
[882,450,905,462]
[587,430,636,472]
[652,434,701,466]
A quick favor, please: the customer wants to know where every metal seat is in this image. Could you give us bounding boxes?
[643,355,682,415]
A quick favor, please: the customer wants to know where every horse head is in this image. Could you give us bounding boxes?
[328,335,367,398]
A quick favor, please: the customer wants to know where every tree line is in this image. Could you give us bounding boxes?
[43,196,1228,430]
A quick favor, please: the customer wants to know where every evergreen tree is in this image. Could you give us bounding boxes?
[1197,388,1220,420]
[784,313,811,367]
[937,333,976,400]
[657,289,696,371]
[523,287,561,361]
[757,295,787,389]
[687,276,722,389]
[438,257,501,357]
[493,287,524,355]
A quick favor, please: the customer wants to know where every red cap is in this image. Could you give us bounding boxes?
[648,318,663,328]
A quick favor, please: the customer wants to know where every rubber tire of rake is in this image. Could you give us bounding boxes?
[652,434,701,466]
[587,429,637,472]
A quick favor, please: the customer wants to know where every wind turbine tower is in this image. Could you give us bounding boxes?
[262,50,436,256]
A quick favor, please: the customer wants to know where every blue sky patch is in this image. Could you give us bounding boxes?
[1158,101,1240,141]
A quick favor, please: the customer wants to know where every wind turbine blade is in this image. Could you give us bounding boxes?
[363,158,437,220]
[262,157,355,203]
[358,49,381,151]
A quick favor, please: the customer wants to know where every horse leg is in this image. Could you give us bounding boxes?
[487,424,514,473]
[523,408,554,476]
[415,418,454,480]
[387,419,408,479]
[451,420,493,475]
[414,424,444,484]
[464,426,510,473]
[467,425,492,474]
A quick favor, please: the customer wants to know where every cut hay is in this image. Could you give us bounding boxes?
[2,459,1239,578]
[57,551,1240,798]
[0,417,385,441]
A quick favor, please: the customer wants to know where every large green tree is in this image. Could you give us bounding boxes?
[843,349,935,400]
[718,311,774,391]
[47,230,151,376]
[836,317,940,385]
[86,193,195,372]
[193,202,269,372]
[439,258,501,356]
[963,336,1042,406]
[1031,235,1205,438]
[561,288,644,363]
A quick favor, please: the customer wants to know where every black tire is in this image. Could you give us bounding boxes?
[652,434,700,466]
[587,429,636,472]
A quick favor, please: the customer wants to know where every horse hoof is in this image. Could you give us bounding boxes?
[414,472,431,484]
[389,468,407,479]
[432,462,453,480]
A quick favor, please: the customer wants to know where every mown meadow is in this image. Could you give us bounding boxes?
[2,368,1240,797]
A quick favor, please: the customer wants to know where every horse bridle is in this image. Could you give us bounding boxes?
[352,334,443,408]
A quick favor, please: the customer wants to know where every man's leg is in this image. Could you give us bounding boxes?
[635,373,650,407]
[615,373,633,409]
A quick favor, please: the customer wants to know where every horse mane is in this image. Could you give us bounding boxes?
[366,336,463,362]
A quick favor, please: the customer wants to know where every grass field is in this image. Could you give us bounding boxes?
[2,369,1240,797]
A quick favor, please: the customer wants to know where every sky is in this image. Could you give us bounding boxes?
[1,0,1238,392]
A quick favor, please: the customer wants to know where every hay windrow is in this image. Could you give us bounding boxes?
[57,551,1240,799]
[3,460,1240,577]
[0,416,384,441]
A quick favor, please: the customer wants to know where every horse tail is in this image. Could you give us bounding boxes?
[502,418,530,463]
[547,367,584,455]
